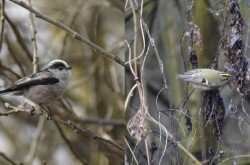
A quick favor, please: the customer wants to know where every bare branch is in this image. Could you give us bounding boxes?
[5,35,26,76]
[25,116,45,164]
[8,0,126,67]
[28,0,38,73]
[4,11,33,61]
[25,2,43,163]
[2,102,125,154]
[54,122,88,165]
[0,152,18,165]
[0,103,28,116]
[81,117,124,126]
[66,120,125,152]
[0,62,21,78]
[0,0,5,51]
[58,0,86,58]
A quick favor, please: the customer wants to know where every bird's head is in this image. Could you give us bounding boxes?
[46,59,72,81]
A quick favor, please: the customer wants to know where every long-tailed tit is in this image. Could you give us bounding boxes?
[0,59,72,106]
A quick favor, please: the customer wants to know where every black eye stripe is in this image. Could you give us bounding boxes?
[49,63,66,69]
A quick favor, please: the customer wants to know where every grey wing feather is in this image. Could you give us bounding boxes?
[177,72,205,84]
[176,74,190,79]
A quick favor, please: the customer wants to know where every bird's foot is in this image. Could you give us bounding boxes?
[46,113,52,120]
[40,107,51,119]
[30,107,36,116]
[18,102,28,111]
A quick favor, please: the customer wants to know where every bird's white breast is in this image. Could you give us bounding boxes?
[23,84,61,106]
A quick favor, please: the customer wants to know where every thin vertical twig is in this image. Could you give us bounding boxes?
[25,1,44,164]
[0,0,5,51]
[58,0,86,58]
[4,12,33,61]
[28,0,38,73]
[26,116,45,163]
[5,35,26,76]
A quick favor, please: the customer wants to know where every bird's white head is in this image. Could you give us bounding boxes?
[46,59,72,82]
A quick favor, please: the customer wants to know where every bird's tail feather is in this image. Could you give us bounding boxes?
[0,87,16,95]
[0,89,10,94]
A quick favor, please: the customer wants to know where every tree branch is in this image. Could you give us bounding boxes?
[0,152,18,165]
[4,11,32,61]
[7,0,126,68]
[54,122,87,165]
[80,117,124,126]
[0,0,5,51]
[2,102,125,154]
[67,120,124,151]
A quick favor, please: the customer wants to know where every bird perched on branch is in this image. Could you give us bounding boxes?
[0,59,72,106]
[177,69,230,90]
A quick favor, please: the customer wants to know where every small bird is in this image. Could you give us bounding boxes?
[0,59,72,106]
[177,69,230,90]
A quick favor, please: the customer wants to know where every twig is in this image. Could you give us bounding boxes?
[54,122,87,165]
[2,103,25,116]
[66,120,124,151]
[5,35,26,76]
[25,1,43,163]
[4,11,33,61]
[0,151,18,165]
[2,102,125,154]
[3,102,44,116]
[146,115,201,165]
[28,0,38,73]
[0,107,24,116]
[80,117,124,126]
[0,0,5,51]
[8,0,126,68]
[125,138,139,165]
[52,109,124,128]
[218,154,250,165]
[48,115,125,152]
[0,62,21,78]
[25,116,45,164]
[58,0,86,58]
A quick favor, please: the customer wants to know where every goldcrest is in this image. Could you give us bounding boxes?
[177,69,230,90]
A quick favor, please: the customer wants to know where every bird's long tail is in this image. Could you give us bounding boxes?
[0,89,10,94]
[0,87,17,94]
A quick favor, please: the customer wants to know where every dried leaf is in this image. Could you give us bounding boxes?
[185,22,203,46]
[127,108,147,142]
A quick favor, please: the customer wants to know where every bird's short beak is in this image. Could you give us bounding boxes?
[67,66,72,70]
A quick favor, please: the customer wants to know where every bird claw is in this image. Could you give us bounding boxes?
[30,108,36,116]
[46,114,52,120]
[18,102,28,111]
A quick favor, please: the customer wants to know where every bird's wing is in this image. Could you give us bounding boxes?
[0,70,59,94]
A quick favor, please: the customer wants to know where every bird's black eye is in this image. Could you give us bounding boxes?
[58,67,63,71]
[201,78,206,83]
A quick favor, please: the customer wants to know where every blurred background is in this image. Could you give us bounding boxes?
[125,0,250,164]
[0,0,124,164]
